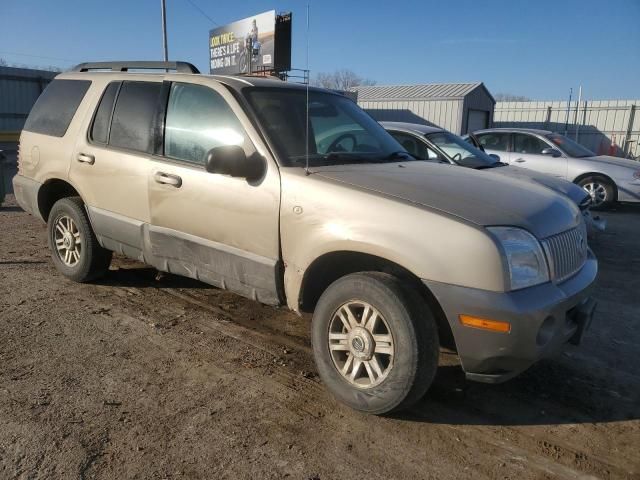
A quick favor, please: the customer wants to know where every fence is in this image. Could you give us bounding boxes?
[494,100,640,159]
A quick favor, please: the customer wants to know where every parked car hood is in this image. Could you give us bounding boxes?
[313,162,580,239]
[582,155,640,170]
[484,165,589,205]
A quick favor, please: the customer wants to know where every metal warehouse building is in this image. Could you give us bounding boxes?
[0,66,57,141]
[352,82,495,135]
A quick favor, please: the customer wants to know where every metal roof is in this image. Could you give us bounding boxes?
[353,82,490,101]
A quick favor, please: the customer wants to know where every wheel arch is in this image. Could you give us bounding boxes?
[298,250,456,351]
[573,172,618,199]
[37,178,83,221]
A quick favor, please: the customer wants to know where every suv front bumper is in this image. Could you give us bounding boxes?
[424,250,598,383]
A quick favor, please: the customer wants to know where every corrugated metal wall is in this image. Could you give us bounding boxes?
[0,66,57,134]
[494,100,640,158]
[462,87,495,133]
[358,99,464,134]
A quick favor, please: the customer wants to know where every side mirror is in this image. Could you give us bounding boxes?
[541,147,562,158]
[489,154,501,162]
[205,146,265,181]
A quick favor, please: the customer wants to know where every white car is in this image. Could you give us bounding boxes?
[466,128,640,209]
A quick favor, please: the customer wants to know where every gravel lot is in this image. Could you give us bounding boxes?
[0,193,638,480]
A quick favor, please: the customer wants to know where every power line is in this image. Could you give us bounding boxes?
[183,0,220,26]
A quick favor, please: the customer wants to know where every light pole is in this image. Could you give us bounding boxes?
[161,0,169,62]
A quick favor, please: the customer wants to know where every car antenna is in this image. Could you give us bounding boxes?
[305,3,311,176]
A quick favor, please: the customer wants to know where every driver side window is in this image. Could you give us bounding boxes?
[513,133,549,155]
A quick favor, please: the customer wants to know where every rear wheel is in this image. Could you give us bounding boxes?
[47,197,112,282]
[578,175,616,209]
[311,272,439,414]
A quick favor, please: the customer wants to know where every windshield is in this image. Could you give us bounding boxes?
[545,133,595,158]
[244,88,413,167]
[425,131,499,168]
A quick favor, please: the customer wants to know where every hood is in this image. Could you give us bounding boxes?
[486,165,589,205]
[582,155,640,170]
[313,162,581,239]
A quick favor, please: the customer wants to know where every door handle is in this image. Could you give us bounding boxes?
[77,153,95,165]
[514,158,526,163]
[154,172,182,188]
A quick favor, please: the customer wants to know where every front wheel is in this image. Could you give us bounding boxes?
[578,176,616,209]
[47,197,112,282]
[311,272,439,414]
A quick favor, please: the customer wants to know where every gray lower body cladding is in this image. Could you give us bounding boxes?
[12,174,42,220]
[424,252,598,383]
[86,206,282,306]
[10,178,283,307]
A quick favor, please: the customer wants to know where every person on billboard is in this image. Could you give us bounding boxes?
[240,18,261,73]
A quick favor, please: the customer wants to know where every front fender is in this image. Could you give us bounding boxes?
[279,169,506,311]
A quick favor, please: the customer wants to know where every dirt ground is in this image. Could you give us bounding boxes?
[0,193,639,480]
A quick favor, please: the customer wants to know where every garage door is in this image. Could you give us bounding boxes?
[467,109,489,133]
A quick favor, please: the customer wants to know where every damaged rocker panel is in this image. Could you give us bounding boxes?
[87,206,282,306]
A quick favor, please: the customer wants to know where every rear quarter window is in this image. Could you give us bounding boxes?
[23,79,91,137]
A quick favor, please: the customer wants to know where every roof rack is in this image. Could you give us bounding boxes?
[72,61,200,74]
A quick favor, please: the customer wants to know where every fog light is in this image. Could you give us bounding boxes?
[459,315,511,333]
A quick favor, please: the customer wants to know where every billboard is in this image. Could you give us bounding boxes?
[209,10,278,75]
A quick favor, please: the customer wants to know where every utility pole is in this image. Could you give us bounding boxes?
[161,0,169,62]
[574,85,582,142]
[564,87,572,136]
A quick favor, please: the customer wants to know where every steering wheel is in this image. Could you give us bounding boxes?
[327,133,357,153]
[452,153,462,161]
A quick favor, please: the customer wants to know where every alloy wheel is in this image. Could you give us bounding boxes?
[53,214,82,267]
[583,182,607,207]
[328,301,394,388]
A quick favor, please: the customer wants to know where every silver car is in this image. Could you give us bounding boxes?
[466,128,640,208]
[382,122,605,235]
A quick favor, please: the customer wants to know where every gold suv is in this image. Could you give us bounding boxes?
[13,61,597,414]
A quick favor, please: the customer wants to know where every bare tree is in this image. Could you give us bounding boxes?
[312,69,376,90]
[494,93,531,102]
[0,58,7,66]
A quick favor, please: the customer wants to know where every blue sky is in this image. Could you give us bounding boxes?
[1,0,639,100]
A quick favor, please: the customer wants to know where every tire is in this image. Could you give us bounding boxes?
[311,272,439,414]
[47,197,112,282]
[577,175,616,210]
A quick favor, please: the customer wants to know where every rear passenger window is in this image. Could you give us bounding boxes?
[477,133,509,152]
[164,83,245,165]
[23,79,91,137]
[90,82,120,144]
[109,81,162,154]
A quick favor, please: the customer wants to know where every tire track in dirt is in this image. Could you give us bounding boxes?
[95,268,634,480]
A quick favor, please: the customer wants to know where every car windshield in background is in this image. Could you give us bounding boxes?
[546,133,595,158]
[426,131,499,169]
[245,88,413,167]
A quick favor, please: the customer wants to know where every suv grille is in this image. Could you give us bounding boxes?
[542,225,588,282]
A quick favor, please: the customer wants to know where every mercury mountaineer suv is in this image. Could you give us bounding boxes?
[13,61,598,414]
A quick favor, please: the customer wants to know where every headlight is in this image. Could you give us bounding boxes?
[488,227,550,291]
